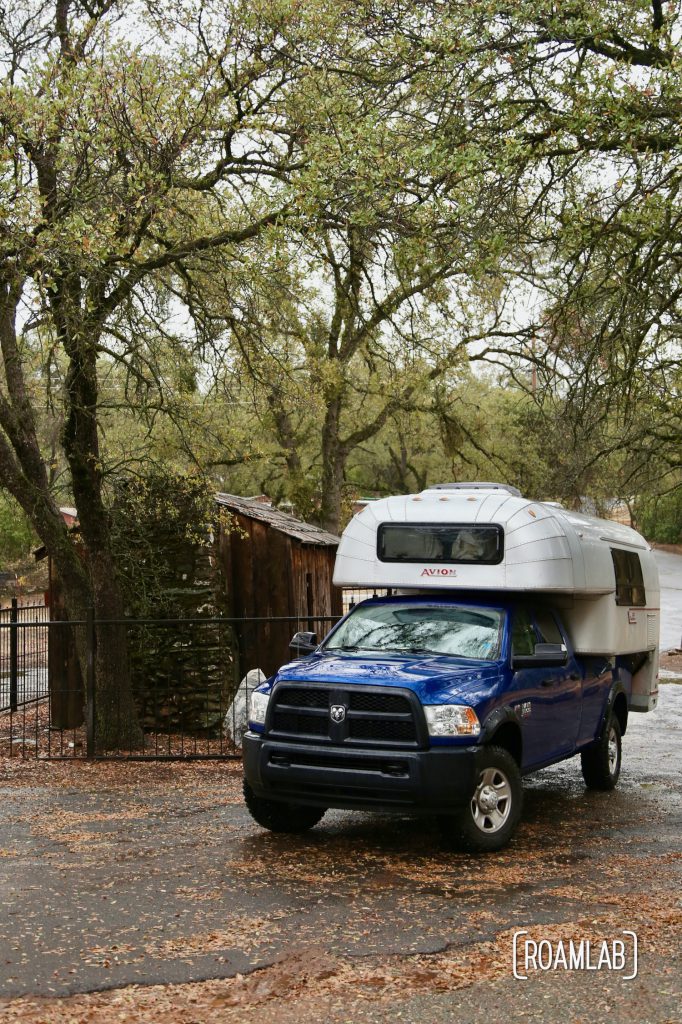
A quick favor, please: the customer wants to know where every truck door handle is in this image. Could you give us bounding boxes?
[570,673,580,681]
[540,679,554,687]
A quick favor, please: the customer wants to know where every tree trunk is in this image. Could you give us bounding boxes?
[44,526,143,751]
[61,457,144,752]
[90,552,143,752]
[53,284,143,751]
[318,398,347,535]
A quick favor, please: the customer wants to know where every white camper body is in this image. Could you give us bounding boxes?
[334,484,660,711]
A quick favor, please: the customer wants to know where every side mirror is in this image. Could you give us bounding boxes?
[512,643,568,670]
[289,631,318,657]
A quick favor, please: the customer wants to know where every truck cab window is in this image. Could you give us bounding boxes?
[511,608,536,656]
[533,609,563,645]
[324,602,503,660]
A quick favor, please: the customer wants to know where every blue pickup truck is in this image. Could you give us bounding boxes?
[242,593,629,852]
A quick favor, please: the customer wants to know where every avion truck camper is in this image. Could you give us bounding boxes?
[243,483,660,851]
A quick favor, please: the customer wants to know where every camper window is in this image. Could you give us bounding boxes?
[610,548,646,607]
[377,524,503,564]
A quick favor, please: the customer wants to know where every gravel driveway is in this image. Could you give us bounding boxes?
[0,683,680,1023]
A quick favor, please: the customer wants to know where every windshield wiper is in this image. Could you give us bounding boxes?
[402,647,490,658]
[328,643,492,659]
[331,645,439,655]
[329,644,375,652]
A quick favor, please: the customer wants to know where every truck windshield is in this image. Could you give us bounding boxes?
[325,603,503,660]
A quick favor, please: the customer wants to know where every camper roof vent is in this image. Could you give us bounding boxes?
[430,482,522,497]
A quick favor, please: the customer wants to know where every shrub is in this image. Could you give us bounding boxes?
[635,489,682,545]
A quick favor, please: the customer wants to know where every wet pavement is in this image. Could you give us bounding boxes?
[0,669,48,712]
[0,684,680,1019]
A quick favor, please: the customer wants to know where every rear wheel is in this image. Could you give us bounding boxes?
[581,714,621,790]
[243,779,326,833]
[440,746,523,853]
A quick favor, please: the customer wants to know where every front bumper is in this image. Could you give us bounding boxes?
[243,732,480,814]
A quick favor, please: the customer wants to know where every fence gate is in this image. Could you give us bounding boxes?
[0,601,49,711]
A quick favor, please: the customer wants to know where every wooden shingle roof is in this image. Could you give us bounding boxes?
[215,494,340,547]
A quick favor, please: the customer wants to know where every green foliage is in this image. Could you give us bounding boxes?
[0,493,36,565]
[1,0,680,574]
[635,488,682,544]
[108,473,237,733]
[109,473,227,618]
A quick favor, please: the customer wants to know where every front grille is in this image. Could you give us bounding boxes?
[268,749,409,775]
[267,684,420,747]
[348,717,415,742]
[276,687,328,709]
[349,691,409,714]
[271,711,328,737]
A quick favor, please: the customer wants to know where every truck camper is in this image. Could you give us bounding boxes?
[243,483,660,851]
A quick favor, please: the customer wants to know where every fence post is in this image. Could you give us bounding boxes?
[9,598,18,712]
[85,607,96,758]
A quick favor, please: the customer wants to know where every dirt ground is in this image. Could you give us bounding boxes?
[660,650,682,675]
[0,684,681,1024]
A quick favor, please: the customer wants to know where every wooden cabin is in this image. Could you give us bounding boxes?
[37,496,343,727]
[215,493,342,676]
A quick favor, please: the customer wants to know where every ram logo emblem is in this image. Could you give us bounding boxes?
[330,704,347,723]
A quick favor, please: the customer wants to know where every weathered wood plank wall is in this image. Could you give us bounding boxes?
[218,511,341,676]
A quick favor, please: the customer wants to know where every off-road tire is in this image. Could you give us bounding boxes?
[581,714,622,791]
[439,745,523,853]
[243,778,326,833]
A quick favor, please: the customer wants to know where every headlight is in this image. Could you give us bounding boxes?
[423,704,480,737]
[249,690,270,727]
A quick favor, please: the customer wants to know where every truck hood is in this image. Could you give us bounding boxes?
[272,651,503,706]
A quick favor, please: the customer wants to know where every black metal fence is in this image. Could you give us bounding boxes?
[0,612,340,760]
[342,588,392,613]
[0,601,49,713]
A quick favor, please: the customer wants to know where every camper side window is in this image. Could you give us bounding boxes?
[610,548,646,607]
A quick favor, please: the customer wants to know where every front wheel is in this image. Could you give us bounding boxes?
[581,714,621,790]
[243,779,326,833]
[440,746,523,853]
